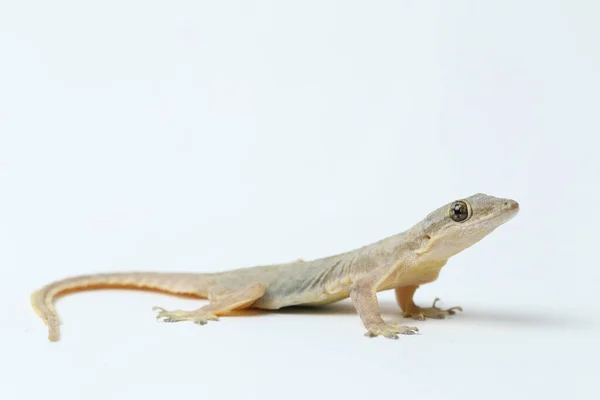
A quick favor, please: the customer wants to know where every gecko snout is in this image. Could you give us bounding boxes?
[503,200,519,211]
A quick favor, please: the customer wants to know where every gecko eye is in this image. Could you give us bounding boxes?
[449,201,470,222]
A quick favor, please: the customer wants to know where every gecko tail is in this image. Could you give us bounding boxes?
[30,272,213,342]
[31,288,61,342]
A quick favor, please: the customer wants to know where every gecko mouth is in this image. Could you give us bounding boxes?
[472,204,519,230]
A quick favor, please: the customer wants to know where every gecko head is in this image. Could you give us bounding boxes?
[414,193,519,259]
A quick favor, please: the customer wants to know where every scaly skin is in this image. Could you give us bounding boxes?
[31,193,519,341]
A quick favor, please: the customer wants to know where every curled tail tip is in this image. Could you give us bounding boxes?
[48,330,60,342]
[31,288,61,341]
[47,316,60,342]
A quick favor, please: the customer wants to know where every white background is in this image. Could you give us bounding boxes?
[1,1,598,399]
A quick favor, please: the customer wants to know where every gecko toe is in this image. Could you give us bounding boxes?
[447,306,463,315]
[365,322,418,339]
[406,299,463,320]
[153,306,219,326]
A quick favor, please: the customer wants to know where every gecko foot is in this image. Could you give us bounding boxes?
[152,306,219,325]
[403,298,463,320]
[364,322,419,339]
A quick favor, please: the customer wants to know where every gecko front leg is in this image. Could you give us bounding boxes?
[349,264,419,339]
[395,285,462,320]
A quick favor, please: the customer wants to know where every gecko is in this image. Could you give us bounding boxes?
[31,192,519,341]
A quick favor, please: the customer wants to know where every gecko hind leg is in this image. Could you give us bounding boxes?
[153,283,266,325]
